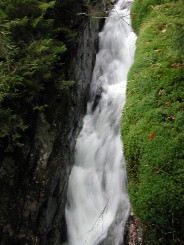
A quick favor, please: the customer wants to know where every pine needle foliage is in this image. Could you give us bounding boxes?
[0,0,85,152]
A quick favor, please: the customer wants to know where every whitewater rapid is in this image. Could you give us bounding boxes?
[65,0,136,244]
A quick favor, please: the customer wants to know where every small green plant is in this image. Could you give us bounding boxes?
[57,80,75,91]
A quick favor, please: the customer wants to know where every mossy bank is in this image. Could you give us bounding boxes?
[122,0,184,244]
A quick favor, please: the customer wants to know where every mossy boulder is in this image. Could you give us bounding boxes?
[122,0,184,244]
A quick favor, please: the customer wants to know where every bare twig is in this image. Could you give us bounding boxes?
[82,199,109,243]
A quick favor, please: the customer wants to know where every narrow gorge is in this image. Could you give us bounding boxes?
[65,1,136,244]
[0,0,183,245]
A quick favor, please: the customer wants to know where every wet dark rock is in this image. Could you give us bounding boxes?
[99,203,129,245]
[124,212,143,245]
[0,1,106,244]
[92,87,103,111]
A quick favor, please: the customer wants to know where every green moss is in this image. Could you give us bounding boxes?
[131,0,183,33]
[122,0,184,244]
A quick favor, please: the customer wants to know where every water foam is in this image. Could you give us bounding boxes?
[66,1,136,244]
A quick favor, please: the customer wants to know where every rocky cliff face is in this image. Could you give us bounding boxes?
[0,2,107,244]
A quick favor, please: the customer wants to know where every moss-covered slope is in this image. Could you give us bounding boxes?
[122,0,184,244]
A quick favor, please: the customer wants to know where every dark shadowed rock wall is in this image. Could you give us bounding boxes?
[0,1,108,244]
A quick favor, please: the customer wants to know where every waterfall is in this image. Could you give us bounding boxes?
[65,0,136,244]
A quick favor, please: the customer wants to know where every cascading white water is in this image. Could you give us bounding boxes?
[65,0,136,244]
